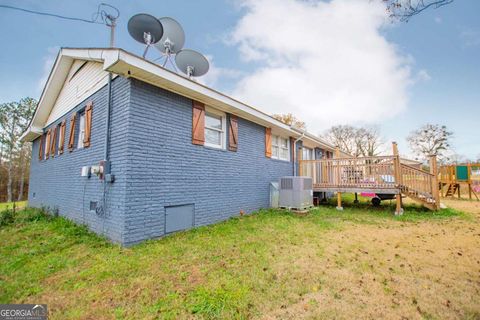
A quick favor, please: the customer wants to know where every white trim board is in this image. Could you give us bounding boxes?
[21,47,336,154]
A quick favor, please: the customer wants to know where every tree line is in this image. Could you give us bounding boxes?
[0,98,36,202]
[273,113,477,164]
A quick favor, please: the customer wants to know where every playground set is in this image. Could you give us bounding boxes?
[439,163,480,200]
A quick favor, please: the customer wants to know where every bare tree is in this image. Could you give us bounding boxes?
[323,125,359,156]
[0,98,36,202]
[356,126,384,157]
[272,113,306,130]
[384,0,454,21]
[406,124,453,162]
[16,144,31,201]
[323,125,383,157]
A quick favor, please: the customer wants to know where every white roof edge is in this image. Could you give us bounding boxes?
[113,49,295,132]
[22,47,336,152]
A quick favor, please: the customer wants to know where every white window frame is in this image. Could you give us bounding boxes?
[204,107,226,150]
[271,134,290,161]
[77,112,86,149]
[302,147,314,160]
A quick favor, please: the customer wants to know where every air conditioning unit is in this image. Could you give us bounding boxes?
[279,176,313,210]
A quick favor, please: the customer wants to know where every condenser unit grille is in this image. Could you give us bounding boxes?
[280,178,293,189]
[303,179,312,190]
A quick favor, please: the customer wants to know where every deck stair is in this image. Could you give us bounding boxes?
[397,162,439,210]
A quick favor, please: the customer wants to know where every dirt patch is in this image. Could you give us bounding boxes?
[442,199,480,215]
[260,209,480,319]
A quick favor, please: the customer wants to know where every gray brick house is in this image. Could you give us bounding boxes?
[21,48,335,245]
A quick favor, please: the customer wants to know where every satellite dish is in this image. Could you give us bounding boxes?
[154,17,185,54]
[175,49,209,78]
[127,14,164,57]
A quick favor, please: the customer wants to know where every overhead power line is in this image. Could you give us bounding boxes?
[0,3,120,46]
[0,3,119,25]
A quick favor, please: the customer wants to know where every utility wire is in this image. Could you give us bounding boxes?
[0,3,118,25]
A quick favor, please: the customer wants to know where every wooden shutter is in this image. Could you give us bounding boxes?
[84,102,93,148]
[45,129,51,159]
[38,134,44,160]
[265,127,272,158]
[192,100,205,145]
[228,115,238,151]
[68,113,77,152]
[59,120,66,155]
[50,126,57,158]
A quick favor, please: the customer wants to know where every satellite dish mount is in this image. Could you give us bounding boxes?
[153,17,186,71]
[127,13,163,58]
[175,49,209,79]
[127,14,210,79]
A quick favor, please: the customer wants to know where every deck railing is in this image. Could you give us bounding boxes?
[298,143,440,210]
[399,163,435,200]
[299,154,439,208]
[299,156,397,190]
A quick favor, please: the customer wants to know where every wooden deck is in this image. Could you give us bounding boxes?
[299,143,440,212]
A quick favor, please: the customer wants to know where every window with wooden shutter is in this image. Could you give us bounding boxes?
[58,120,66,155]
[265,127,272,158]
[45,129,51,159]
[50,126,57,158]
[192,100,205,145]
[38,134,44,160]
[84,102,93,148]
[228,115,238,152]
[68,113,77,152]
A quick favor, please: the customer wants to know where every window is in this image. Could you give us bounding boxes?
[77,112,86,149]
[272,135,290,161]
[302,147,314,160]
[204,109,226,149]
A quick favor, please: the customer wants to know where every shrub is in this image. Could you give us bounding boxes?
[0,209,16,227]
[16,207,53,223]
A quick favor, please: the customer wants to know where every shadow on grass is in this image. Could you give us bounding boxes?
[307,193,464,223]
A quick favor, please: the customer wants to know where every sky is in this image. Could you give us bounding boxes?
[0,0,478,159]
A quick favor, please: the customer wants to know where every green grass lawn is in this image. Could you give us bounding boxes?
[0,200,27,211]
[0,198,476,319]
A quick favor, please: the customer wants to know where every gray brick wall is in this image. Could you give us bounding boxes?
[123,79,293,245]
[29,77,131,244]
[29,77,296,246]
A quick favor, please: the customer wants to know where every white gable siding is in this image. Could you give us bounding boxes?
[46,60,110,126]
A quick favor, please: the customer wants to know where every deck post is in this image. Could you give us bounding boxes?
[429,155,440,210]
[392,142,403,215]
[337,193,343,211]
[335,147,343,211]
[468,163,472,200]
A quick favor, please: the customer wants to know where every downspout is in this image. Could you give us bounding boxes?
[104,12,115,164]
[293,130,305,176]
[104,73,112,163]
